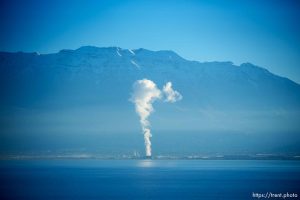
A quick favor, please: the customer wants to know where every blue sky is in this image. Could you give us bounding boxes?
[1,0,300,83]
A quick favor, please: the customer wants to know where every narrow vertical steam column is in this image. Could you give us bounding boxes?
[131,79,182,159]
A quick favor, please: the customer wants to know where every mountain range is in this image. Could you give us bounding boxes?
[1,46,300,155]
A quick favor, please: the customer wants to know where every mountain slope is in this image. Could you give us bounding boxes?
[1,46,300,110]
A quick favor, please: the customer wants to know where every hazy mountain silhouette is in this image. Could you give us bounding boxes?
[1,46,299,109]
[1,46,299,155]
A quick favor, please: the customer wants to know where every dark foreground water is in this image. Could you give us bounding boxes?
[0,160,300,200]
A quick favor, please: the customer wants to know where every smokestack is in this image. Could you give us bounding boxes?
[131,79,182,157]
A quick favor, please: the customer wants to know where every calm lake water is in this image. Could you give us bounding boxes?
[1,160,300,200]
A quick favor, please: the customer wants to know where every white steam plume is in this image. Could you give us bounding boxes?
[131,79,182,157]
[163,82,182,103]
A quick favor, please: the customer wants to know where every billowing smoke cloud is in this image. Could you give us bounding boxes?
[131,79,182,157]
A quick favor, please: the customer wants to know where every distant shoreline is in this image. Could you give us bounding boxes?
[1,154,300,161]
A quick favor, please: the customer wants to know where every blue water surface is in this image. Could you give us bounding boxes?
[0,160,300,200]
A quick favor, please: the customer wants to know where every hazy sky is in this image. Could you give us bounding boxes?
[1,0,300,83]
